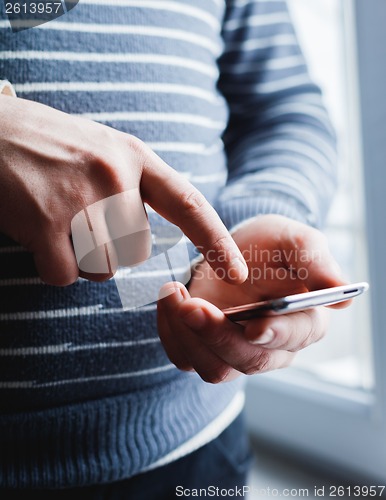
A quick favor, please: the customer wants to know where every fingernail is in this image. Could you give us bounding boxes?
[159,285,185,303]
[252,329,275,345]
[182,308,206,330]
[229,257,248,281]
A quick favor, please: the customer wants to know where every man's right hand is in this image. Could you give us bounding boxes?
[0,95,247,286]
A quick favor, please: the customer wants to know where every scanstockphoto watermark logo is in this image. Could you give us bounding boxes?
[4,0,79,32]
[71,190,191,310]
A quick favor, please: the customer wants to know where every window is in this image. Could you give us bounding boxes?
[246,0,386,482]
[288,0,372,391]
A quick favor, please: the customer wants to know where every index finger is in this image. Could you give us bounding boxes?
[139,143,248,284]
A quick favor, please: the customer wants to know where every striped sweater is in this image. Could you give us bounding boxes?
[0,0,337,489]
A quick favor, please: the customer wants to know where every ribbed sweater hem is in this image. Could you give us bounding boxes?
[0,373,245,489]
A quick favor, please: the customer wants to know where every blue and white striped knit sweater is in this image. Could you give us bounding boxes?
[0,0,337,488]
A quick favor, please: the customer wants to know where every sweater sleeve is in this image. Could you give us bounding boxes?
[215,0,337,230]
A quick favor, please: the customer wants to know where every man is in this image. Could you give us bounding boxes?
[0,0,348,497]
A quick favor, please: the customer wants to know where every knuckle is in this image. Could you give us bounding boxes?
[125,134,149,171]
[164,351,191,372]
[309,233,328,259]
[30,194,65,231]
[174,360,194,372]
[200,365,231,384]
[38,261,79,287]
[243,350,271,375]
[180,188,208,218]
[81,271,116,283]
[93,154,126,195]
[208,234,230,255]
[125,133,146,156]
[43,274,77,287]
[292,226,326,255]
[203,329,229,350]
[294,334,312,352]
[36,210,57,231]
[86,129,137,197]
[289,311,317,352]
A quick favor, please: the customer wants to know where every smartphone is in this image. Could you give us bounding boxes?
[222,282,369,322]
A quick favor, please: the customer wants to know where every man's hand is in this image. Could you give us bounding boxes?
[0,95,247,285]
[157,215,350,383]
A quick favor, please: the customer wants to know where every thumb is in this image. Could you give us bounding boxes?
[158,281,191,305]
